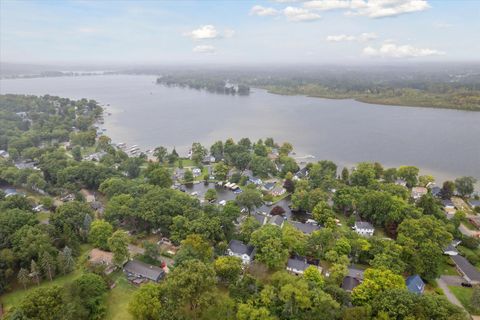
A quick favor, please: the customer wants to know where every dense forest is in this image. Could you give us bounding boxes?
[0,94,479,320]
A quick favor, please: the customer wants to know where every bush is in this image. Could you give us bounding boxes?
[462,237,480,250]
[270,205,286,216]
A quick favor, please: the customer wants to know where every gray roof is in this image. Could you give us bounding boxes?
[342,276,361,292]
[124,260,165,281]
[287,258,309,271]
[347,267,365,280]
[291,221,320,235]
[451,255,480,282]
[355,221,374,230]
[228,240,255,257]
[470,200,480,208]
[253,213,267,225]
[269,215,284,227]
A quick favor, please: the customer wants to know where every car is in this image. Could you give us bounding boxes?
[461,282,473,287]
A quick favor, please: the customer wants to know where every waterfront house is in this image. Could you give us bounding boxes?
[227,240,255,265]
[411,187,428,200]
[294,167,308,180]
[124,260,165,283]
[406,275,425,294]
[442,199,455,210]
[353,221,375,237]
[451,254,480,284]
[430,186,442,198]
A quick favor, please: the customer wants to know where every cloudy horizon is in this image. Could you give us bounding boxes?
[1,0,479,65]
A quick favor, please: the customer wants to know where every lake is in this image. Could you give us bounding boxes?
[1,74,479,185]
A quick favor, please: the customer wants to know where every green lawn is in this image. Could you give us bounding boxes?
[37,211,51,223]
[105,272,137,320]
[439,257,460,276]
[448,286,480,315]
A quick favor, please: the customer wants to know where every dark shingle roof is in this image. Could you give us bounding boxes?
[291,221,320,234]
[342,276,361,292]
[228,240,255,256]
[287,258,309,271]
[406,275,424,294]
[124,260,165,281]
[269,215,284,227]
[451,255,480,282]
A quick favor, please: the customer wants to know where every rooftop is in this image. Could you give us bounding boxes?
[124,260,165,281]
[287,257,309,272]
[89,248,113,265]
[228,240,255,257]
[406,275,424,294]
[355,221,374,230]
[290,221,320,235]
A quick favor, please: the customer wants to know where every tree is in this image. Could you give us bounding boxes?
[16,285,64,320]
[441,180,455,199]
[210,140,224,161]
[309,160,337,191]
[239,216,261,243]
[64,273,108,320]
[175,234,213,266]
[191,142,207,164]
[350,163,376,187]
[153,146,168,163]
[204,188,217,202]
[58,246,75,274]
[107,231,129,267]
[40,251,55,281]
[236,189,263,214]
[341,167,349,184]
[213,161,229,181]
[418,175,435,187]
[279,142,293,156]
[17,268,30,289]
[166,260,216,315]
[250,155,276,178]
[214,256,243,284]
[455,176,477,197]
[72,146,82,161]
[312,201,335,224]
[184,169,194,184]
[30,259,40,285]
[237,303,276,320]
[250,225,289,269]
[351,268,405,305]
[397,166,419,188]
[143,241,158,261]
[147,167,172,188]
[89,220,114,250]
[129,283,172,320]
[303,265,324,288]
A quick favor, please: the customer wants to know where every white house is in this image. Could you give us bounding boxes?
[353,221,375,237]
[411,187,428,200]
[227,240,255,265]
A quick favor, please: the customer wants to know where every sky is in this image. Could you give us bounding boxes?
[0,0,479,65]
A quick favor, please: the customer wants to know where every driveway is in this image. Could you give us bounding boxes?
[438,276,465,310]
[459,223,480,237]
[441,275,465,286]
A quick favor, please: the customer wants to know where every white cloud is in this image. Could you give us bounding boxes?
[363,43,445,58]
[184,25,219,40]
[348,0,431,18]
[193,45,216,53]
[250,5,280,16]
[304,0,351,10]
[284,6,321,22]
[326,32,377,42]
[304,0,430,18]
[326,34,356,42]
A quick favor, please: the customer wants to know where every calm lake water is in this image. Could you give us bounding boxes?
[1,75,479,185]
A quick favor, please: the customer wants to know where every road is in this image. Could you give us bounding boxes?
[459,223,480,237]
[437,276,465,310]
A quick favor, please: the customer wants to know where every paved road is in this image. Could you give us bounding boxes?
[438,276,465,310]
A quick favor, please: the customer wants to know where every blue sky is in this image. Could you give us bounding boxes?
[1,0,479,64]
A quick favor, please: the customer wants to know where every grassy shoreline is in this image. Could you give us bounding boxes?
[262,86,480,112]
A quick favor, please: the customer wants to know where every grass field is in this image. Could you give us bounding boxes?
[105,272,137,320]
[448,285,480,315]
[440,257,460,276]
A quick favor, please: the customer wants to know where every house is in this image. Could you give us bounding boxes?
[430,186,442,198]
[253,213,267,226]
[269,215,285,228]
[451,254,480,284]
[84,151,106,162]
[442,199,455,210]
[91,201,105,214]
[271,186,286,197]
[202,155,216,164]
[192,168,202,176]
[263,182,275,192]
[411,187,428,200]
[286,257,312,275]
[294,167,308,180]
[249,177,263,185]
[406,275,425,294]
[0,150,9,159]
[395,179,407,187]
[124,260,165,283]
[227,240,255,264]
[4,188,18,197]
[470,200,480,209]
[342,267,365,292]
[88,248,115,274]
[14,161,38,170]
[353,221,375,237]
[290,221,320,235]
